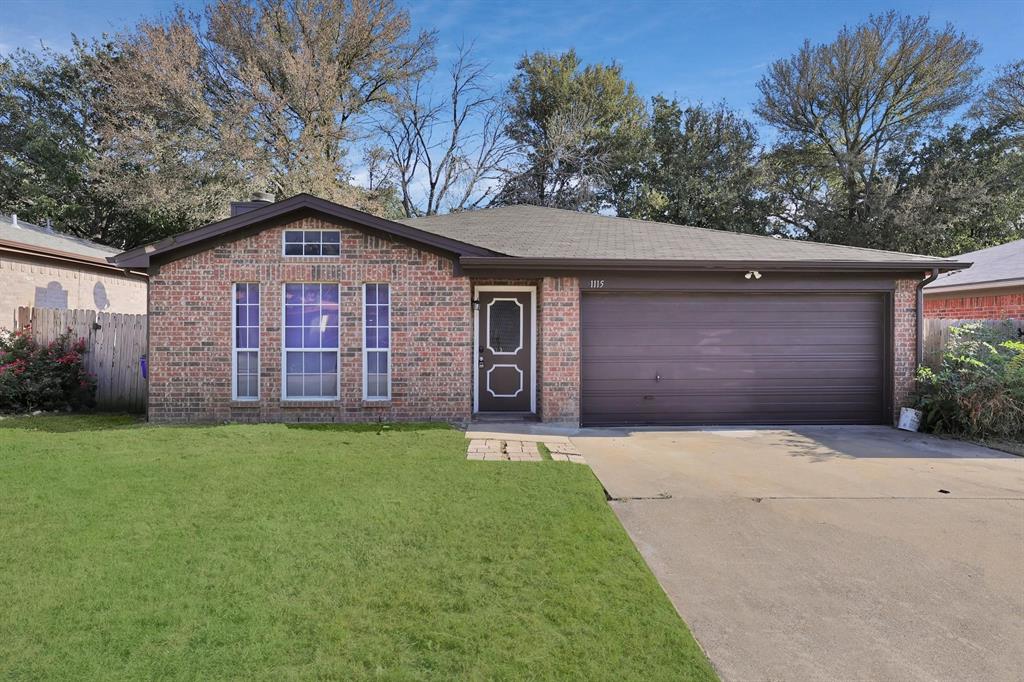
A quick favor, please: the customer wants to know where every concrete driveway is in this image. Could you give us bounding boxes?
[573,426,1024,682]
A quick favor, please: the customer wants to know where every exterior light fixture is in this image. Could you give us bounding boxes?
[745,270,762,280]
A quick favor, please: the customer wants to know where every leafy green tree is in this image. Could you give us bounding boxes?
[880,123,1024,256]
[495,49,647,211]
[613,97,772,232]
[0,45,170,247]
[971,60,1024,129]
[756,12,982,247]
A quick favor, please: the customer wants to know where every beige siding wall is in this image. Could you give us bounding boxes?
[0,253,147,329]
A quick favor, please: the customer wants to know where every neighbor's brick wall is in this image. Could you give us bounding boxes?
[148,215,473,424]
[0,252,146,329]
[538,276,580,424]
[924,288,1024,319]
[893,277,920,421]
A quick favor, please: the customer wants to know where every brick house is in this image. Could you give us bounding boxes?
[112,194,966,427]
[924,239,1024,319]
[1,213,147,328]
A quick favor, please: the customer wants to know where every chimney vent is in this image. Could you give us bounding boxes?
[230,192,276,217]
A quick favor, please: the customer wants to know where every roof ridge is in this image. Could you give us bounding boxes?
[432,204,949,262]
[0,214,119,254]
[950,238,1023,259]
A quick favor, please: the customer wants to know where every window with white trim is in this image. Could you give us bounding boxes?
[363,283,390,400]
[233,283,259,400]
[283,230,340,256]
[283,283,340,399]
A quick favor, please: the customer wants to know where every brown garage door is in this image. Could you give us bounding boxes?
[581,292,888,426]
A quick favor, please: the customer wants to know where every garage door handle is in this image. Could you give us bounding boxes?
[655,373,661,382]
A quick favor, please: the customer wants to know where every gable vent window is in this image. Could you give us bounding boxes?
[283,283,340,400]
[233,283,259,400]
[283,230,341,256]
[363,283,391,400]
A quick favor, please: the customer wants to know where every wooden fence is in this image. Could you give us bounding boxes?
[923,318,1024,367]
[16,306,148,412]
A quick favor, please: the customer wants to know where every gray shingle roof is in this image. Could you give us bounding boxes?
[926,239,1024,290]
[401,205,955,265]
[0,214,119,260]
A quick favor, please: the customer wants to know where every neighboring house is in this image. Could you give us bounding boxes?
[0,213,147,328]
[924,239,1024,319]
[113,194,966,427]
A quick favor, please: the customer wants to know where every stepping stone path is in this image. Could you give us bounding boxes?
[466,439,586,464]
[542,441,586,464]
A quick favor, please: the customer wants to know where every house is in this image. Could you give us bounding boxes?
[112,194,966,427]
[0,213,147,328]
[924,239,1024,319]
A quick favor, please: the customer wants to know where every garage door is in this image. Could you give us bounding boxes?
[581,292,887,426]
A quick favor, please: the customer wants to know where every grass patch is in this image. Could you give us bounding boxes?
[0,415,715,680]
[537,442,553,461]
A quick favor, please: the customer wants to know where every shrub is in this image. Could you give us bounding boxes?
[0,326,96,413]
[913,323,1024,440]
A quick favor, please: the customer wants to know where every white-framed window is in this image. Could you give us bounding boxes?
[363,283,390,400]
[233,283,259,400]
[282,230,341,256]
[283,283,340,400]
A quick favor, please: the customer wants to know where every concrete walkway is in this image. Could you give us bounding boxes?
[574,426,1024,682]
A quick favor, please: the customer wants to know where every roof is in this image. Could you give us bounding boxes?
[401,205,961,269]
[111,194,967,274]
[1,213,121,261]
[925,238,1024,292]
[112,193,494,269]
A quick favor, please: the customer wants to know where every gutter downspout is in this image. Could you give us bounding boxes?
[916,268,941,368]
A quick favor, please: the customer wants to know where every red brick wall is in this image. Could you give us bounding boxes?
[538,276,580,424]
[148,215,473,423]
[893,277,920,420]
[924,288,1024,319]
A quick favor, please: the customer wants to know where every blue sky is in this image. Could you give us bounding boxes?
[2,0,1021,138]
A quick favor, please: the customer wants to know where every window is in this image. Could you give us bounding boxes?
[233,283,259,400]
[363,283,390,400]
[283,230,340,256]
[283,283,339,399]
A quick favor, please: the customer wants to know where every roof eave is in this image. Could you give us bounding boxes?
[925,276,1024,294]
[111,194,498,268]
[1,238,146,276]
[458,256,970,274]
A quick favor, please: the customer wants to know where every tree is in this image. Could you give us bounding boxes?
[0,45,171,248]
[880,123,1024,256]
[374,43,517,217]
[89,0,435,228]
[494,50,647,211]
[613,97,772,232]
[971,60,1024,129]
[756,12,981,247]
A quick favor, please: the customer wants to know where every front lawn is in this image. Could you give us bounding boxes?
[0,415,715,680]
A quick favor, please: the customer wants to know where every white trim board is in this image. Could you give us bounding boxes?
[473,285,537,414]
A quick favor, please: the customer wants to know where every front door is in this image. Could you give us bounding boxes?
[477,289,533,412]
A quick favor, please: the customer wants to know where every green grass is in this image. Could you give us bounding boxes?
[0,415,715,681]
[537,442,553,461]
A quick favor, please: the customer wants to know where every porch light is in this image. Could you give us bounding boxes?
[745,270,762,280]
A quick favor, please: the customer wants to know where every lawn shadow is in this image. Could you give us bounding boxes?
[285,421,455,434]
[0,413,144,433]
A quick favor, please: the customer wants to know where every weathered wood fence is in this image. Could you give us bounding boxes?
[923,318,1024,367]
[16,306,147,412]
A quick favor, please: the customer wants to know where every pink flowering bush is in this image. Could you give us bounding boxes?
[0,326,96,412]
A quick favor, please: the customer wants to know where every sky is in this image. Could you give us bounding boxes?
[2,0,1021,122]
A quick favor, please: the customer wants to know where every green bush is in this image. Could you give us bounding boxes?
[913,323,1024,440]
[0,326,96,413]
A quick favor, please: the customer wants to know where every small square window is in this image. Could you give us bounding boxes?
[282,230,342,257]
